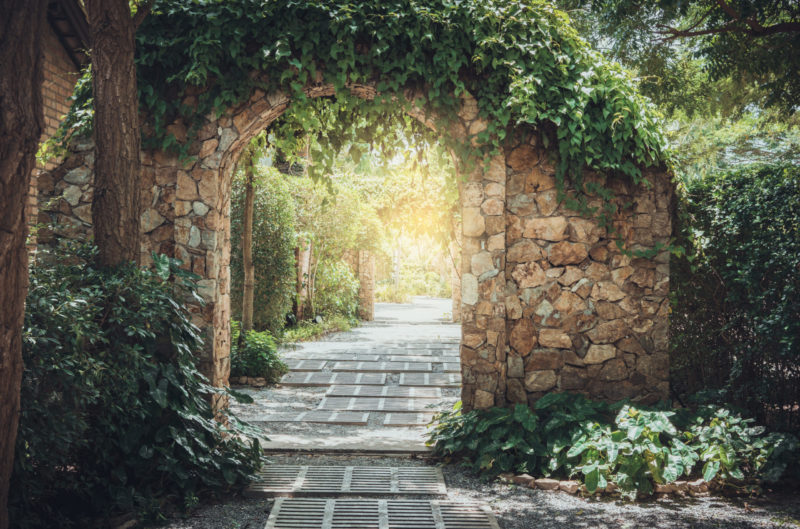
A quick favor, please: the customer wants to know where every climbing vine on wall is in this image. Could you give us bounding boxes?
[59,0,668,234]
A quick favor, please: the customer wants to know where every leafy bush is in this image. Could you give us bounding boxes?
[428,394,799,499]
[230,320,288,383]
[671,164,800,431]
[11,246,263,527]
[230,167,297,334]
[313,260,360,319]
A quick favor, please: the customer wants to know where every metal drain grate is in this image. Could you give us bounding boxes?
[399,373,461,387]
[318,397,441,412]
[331,361,432,373]
[265,499,500,529]
[384,413,437,426]
[326,385,442,398]
[252,411,369,425]
[285,359,328,371]
[248,466,447,497]
[280,372,387,386]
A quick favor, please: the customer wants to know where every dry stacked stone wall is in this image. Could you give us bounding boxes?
[36,86,672,410]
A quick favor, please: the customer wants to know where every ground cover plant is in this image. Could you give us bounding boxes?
[428,393,799,500]
[10,246,263,528]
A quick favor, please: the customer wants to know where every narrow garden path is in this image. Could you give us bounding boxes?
[232,297,462,453]
[154,298,800,529]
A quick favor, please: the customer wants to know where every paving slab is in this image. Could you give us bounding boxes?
[318,396,442,412]
[331,361,432,372]
[261,431,430,453]
[389,355,461,363]
[251,410,369,425]
[283,352,382,362]
[399,373,461,387]
[326,385,442,398]
[285,359,328,371]
[384,412,437,427]
[280,372,387,386]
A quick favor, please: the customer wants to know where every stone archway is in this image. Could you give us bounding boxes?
[37,79,673,411]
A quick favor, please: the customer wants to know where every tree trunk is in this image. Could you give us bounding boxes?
[86,0,142,266]
[0,3,46,527]
[241,166,255,332]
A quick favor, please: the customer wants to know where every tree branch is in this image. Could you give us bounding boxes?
[132,0,155,29]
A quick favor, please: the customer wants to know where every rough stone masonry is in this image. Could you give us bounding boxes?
[36,86,672,411]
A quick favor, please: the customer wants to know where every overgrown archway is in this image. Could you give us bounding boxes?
[38,0,674,410]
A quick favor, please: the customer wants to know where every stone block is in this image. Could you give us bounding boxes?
[462,207,485,237]
[548,241,588,266]
[524,370,557,392]
[587,319,629,344]
[523,216,568,241]
[538,329,572,349]
[507,240,543,262]
[510,318,536,355]
[584,344,617,364]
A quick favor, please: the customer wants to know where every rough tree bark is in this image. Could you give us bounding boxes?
[0,3,47,528]
[241,165,255,332]
[85,0,143,266]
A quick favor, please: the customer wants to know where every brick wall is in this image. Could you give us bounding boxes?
[27,23,81,248]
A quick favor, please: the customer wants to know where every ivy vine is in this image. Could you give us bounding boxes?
[58,0,669,250]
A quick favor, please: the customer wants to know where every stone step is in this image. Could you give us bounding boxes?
[285,359,328,371]
[264,498,500,529]
[246,465,446,497]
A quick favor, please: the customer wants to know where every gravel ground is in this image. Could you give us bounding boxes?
[149,454,800,529]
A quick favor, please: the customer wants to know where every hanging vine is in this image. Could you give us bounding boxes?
[56,0,669,246]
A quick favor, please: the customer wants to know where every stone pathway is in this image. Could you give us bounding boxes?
[231,297,462,452]
[152,299,800,528]
[230,297,500,528]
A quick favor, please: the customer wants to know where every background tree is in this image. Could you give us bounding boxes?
[85,0,152,266]
[0,3,46,527]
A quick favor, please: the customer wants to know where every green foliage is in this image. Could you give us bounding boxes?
[670,164,800,431]
[11,245,262,527]
[428,394,799,500]
[59,0,665,240]
[230,164,297,333]
[230,321,288,383]
[313,260,360,319]
[561,0,800,115]
[281,315,354,343]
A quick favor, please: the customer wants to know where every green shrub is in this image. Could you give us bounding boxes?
[427,394,799,500]
[11,246,263,528]
[671,163,800,431]
[230,167,297,334]
[313,260,360,319]
[230,321,288,383]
